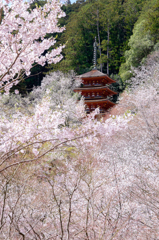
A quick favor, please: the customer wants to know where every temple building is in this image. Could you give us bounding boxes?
[74,69,117,113]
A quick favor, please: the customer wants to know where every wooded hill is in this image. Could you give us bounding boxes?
[50,0,159,88]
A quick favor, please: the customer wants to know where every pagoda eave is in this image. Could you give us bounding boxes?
[85,99,115,110]
[76,69,116,84]
[81,76,116,84]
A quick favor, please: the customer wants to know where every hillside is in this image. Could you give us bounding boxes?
[1,48,159,238]
[0,0,159,239]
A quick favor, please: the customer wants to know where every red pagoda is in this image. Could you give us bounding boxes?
[74,69,117,113]
[74,37,117,113]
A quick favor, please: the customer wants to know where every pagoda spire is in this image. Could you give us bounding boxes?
[93,37,97,70]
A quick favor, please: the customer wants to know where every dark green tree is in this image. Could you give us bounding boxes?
[119,0,158,85]
[51,0,146,75]
[145,0,159,42]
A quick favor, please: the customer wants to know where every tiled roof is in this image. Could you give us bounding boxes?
[76,69,107,78]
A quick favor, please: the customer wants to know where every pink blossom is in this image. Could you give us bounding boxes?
[14,89,19,95]
[0,0,65,93]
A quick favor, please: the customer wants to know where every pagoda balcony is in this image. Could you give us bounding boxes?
[85,96,103,99]
[83,83,102,87]
[74,86,117,99]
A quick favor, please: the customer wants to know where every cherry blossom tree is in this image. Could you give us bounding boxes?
[0,114,132,239]
[0,71,81,119]
[3,35,159,240]
[0,84,132,239]
[97,51,159,239]
[0,0,137,238]
[0,0,65,93]
[29,71,82,124]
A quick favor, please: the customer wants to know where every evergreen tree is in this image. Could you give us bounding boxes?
[119,0,158,86]
[51,0,146,75]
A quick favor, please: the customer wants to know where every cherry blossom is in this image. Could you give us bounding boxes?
[0,0,65,93]
[0,78,132,238]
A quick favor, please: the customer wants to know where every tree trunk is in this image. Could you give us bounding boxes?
[0,8,3,24]
[107,24,110,75]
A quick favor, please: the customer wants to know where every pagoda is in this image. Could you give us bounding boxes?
[74,70,117,113]
[74,38,117,113]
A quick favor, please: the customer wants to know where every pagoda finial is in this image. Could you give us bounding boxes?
[93,37,97,69]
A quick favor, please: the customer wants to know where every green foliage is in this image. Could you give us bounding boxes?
[29,0,46,9]
[120,20,154,83]
[144,0,159,42]
[126,21,154,66]
[110,73,124,92]
[50,0,146,75]
[119,0,159,86]
[119,62,133,85]
[51,3,96,73]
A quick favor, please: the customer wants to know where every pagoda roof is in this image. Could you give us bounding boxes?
[85,99,115,111]
[76,69,116,83]
[85,99,115,106]
[77,69,107,78]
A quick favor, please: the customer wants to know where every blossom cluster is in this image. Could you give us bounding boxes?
[0,92,132,174]
[0,0,65,93]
